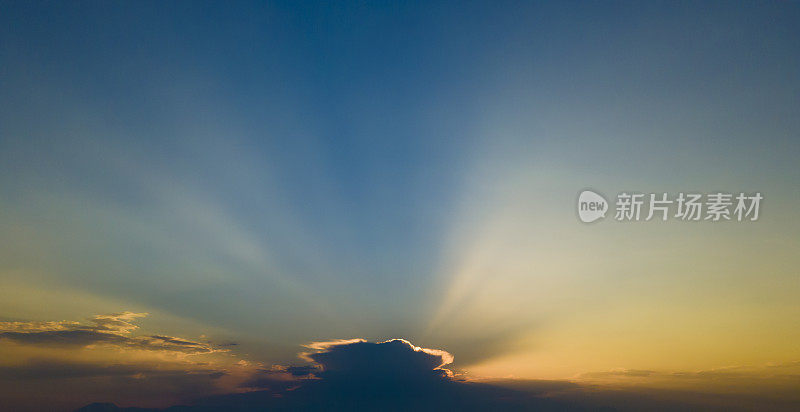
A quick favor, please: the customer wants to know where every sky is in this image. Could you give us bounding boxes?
[1,1,799,411]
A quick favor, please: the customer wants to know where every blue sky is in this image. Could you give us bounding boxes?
[1,0,800,394]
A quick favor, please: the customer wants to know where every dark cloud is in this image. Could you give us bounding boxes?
[304,339,453,381]
[0,358,224,381]
[208,371,226,379]
[0,358,231,411]
[0,358,152,380]
[240,365,317,391]
[0,329,127,346]
[240,339,454,393]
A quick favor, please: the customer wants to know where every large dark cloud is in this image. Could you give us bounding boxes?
[238,339,452,392]
[305,339,452,381]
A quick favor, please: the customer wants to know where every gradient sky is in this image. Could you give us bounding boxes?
[1,1,800,409]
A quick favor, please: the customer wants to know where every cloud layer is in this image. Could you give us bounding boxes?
[3,313,799,411]
[0,312,259,411]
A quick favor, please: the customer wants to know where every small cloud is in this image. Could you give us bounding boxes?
[578,368,657,378]
[208,371,226,379]
[89,312,148,334]
[286,365,317,376]
[239,364,316,390]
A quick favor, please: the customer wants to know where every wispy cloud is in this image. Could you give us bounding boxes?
[576,362,800,382]
[0,312,219,354]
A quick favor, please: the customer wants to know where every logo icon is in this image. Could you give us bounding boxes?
[578,190,608,223]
